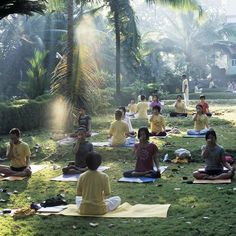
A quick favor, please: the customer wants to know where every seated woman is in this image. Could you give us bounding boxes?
[149,106,167,136]
[127,98,137,115]
[136,95,149,119]
[193,130,234,180]
[187,104,209,135]
[198,95,212,117]
[123,127,160,178]
[118,106,135,135]
[170,95,187,117]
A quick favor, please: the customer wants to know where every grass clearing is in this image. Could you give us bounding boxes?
[0,102,236,236]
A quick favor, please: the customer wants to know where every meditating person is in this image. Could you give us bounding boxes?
[136,95,149,119]
[193,130,234,180]
[77,107,92,137]
[123,127,161,178]
[127,98,137,114]
[0,128,31,177]
[108,110,129,146]
[198,95,212,117]
[149,106,167,136]
[62,127,93,174]
[170,95,187,117]
[118,106,135,135]
[187,104,209,135]
[149,94,162,110]
[76,152,121,215]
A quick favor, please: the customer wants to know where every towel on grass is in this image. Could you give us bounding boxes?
[50,166,110,182]
[38,202,171,218]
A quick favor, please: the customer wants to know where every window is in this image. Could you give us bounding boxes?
[232,59,236,66]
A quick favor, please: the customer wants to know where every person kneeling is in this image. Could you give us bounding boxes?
[123,127,161,178]
[62,127,93,175]
[0,128,31,177]
[76,152,121,215]
[193,130,234,180]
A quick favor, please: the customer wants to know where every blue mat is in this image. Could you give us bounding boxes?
[118,177,156,183]
[184,134,205,138]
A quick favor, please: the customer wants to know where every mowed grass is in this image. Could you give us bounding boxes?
[0,102,236,236]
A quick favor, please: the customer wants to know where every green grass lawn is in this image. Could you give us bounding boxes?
[0,102,236,236]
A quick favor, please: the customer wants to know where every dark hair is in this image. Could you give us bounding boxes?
[152,94,159,100]
[77,127,87,132]
[177,95,183,99]
[86,152,102,170]
[152,105,161,112]
[140,95,146,101]
[115,109,122,118]
[200,95,206,99]
[79,107,86,111]
[196,104,203,110]
[9,128,21,137]
[118,106,126,115]
[138,127,150,140]
[205,130,217,140]
[182,74,187,78]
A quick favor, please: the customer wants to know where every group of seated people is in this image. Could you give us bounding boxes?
[0,124,234,216]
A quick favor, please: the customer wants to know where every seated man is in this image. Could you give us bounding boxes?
[123,127,161,178]
[193,130,234,180]
[127,98,137,115]
[76,152,121,215]
[170,95,187,117]
[0,128,31,177]
[62,127,93,175]
[108,110,129,147]
[136,95,149,119]
[187,104,209,135]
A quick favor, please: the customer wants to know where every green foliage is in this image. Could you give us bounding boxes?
[0,97,54,134]
[18,50,49,99]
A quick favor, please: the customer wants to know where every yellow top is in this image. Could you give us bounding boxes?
[175,101,186,113]
[109,120,129,146]
[136,102,149,119]
[194,114,208,131]
[77,170,111,215]
[150,114,165,134]
[127,103,137,113]
[6,141,31,168]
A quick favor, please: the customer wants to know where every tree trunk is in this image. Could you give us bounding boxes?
[67,0,74,82]
[114,2,121,97]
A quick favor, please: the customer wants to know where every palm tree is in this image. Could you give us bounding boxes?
[0,0,47,19]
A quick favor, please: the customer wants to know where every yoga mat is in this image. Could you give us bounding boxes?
[152,135,168,139]
[118,166,168,183]
[50,166,110,182]
[92,142,135,147]
[37,205,68,213]
[0,165,47,181]
[193,178,231,184]
[57,137,76,146]
[38,203,171,218]
[183,134,205,138]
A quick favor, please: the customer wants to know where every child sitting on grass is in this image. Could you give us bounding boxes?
[198,95,212,117]
[149,106,167,136]
[123,127,161,178]
[62,127,93,174]
[108,110,130,146]
[76,152,121,215]
[193,129,234,180]
[187,104,209,135]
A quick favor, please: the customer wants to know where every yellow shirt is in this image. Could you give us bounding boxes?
[6,141,31,168]
[127,103,137,113]
[175,101,186,113]
[150,114,165,133]
[137,102,148,119]
[77,170,111,215]
[109,120,129,146]
[194,114,208,131]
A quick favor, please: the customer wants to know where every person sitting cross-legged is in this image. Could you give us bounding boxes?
[123,127,161,178]
[0,128,31,177]
[170,95,187,117]
[187,104,209,135]
[62,127,93,175]
[193,129,234,180]
[76,152,121,215]
[149,105,167,136]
